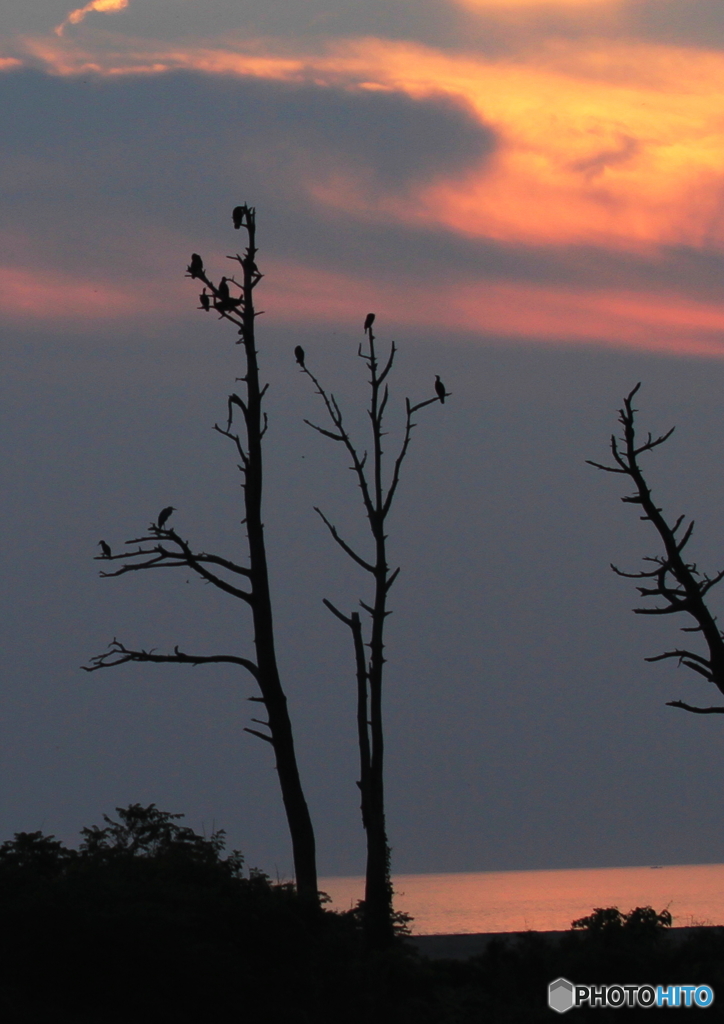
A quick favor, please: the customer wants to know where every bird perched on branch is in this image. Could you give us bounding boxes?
[157,506,176,530]
[364,312,375,331]
[199,289,210,311]
[232,205,244,230]
[435,375,446,404]
[187,253,204,279]
[215,277,241,312]
[294,345,305,367]
[99,540,111,558]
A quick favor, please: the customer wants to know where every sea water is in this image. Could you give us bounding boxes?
[319,863,724,935]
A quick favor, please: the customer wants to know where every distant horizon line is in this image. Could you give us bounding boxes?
[319,861,724,882]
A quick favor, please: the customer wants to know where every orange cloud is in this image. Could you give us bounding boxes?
[20,35,308,80]
[0,265,171,323]
[18,31,724,254]
[313,37,724,253]
[55,0,129,38]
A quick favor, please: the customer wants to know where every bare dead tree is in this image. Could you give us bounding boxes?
[85,206,319,904]
[298,318,446,949]
[588,383,724,715]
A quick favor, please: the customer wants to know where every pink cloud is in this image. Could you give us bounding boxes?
[0,265,176,324]
[262,260,724,357]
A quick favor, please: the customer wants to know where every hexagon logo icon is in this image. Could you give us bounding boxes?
[549,977,575,1014]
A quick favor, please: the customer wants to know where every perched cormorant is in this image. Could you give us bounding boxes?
[435,375,446,404]
[217,277,230,302]
[294,345,305,367]
[157,506,176,530]
[187,253,204,279]
[232,206,244,230]
[364,312,375,331]
[199,289,210,311]
[99,540,111,558]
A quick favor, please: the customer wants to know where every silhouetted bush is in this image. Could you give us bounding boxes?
[0,805,365,1024]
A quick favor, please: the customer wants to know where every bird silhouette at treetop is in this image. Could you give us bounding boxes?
[157,506,176,530]
[435,375,447,404]
[199,289,210,311]
[187,254,204,279]
[295,345,305,367]
[232,206,244,230]
[364,313,375,331]
[99,540,111,558]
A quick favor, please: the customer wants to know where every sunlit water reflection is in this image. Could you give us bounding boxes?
[319,864,724,935]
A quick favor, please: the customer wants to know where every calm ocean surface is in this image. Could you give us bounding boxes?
[319,864,724,935]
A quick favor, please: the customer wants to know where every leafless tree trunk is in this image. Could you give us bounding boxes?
[86,206,319,904]
[298,320,445,948]
[589,383,724,714]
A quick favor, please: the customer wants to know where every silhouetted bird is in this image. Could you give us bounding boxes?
[99,540,111,558]
[295,345,305,367]
[188,253,204,279]
[199,289,210,311]
[217,277,230,302]
[364,313,375,331]
[435,375,446,404]
[232,206,244,230]
[157,506,176,530]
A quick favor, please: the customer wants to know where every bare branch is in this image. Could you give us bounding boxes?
[303,419,345,442]
[192,553,251,577]
[101,528,256,603]
[322,597,353,627]
[314,508,375,573]
[83,638,259,679]
[385,567,400,591]
[213,423,249,467]
[591,383,724,705]
[666,700,724,714]
[244,727,274,744]
[377,341,396,385]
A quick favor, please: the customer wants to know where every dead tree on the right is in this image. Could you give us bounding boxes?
[298,317,445,950]
[588,383,724,714]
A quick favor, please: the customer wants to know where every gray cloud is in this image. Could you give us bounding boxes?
[624,0,724,49]
[0,68,496,282]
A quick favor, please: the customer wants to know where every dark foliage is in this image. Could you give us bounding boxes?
[411,907,724,1023]
[1,823,722,1024]
[0,805,359,1024]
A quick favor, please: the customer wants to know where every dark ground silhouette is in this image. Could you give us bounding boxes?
[1,804,723,1023]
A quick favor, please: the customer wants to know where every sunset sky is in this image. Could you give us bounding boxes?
[4,0,724,882]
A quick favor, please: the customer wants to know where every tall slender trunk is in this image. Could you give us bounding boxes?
[237,209,318,904]
[301,318,443,942]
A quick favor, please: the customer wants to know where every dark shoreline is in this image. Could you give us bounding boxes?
[409,925,724,960]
